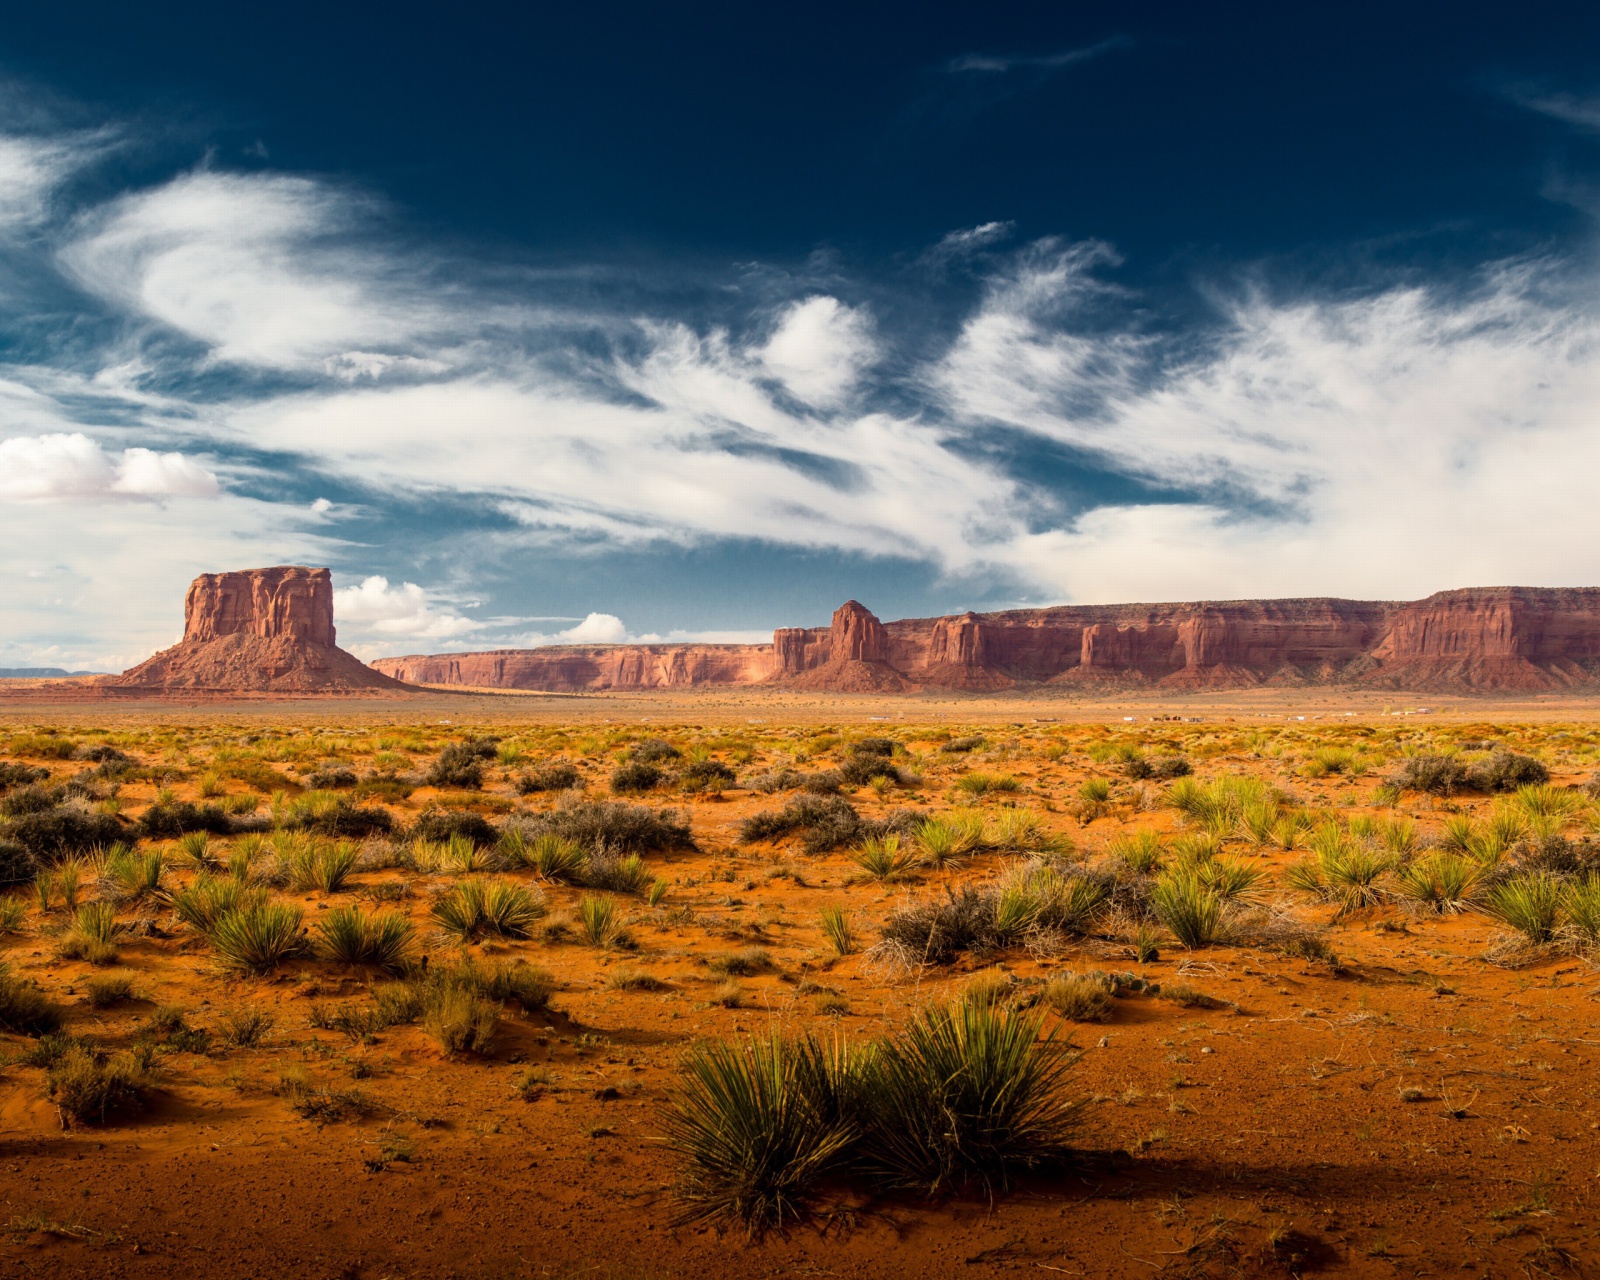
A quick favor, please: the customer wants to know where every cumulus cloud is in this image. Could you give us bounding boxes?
[332,576,481,640]
[755,296,877,408]
[0,432,218,502]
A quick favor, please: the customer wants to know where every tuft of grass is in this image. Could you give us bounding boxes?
[586,851,653,894]
[845,834,919,884]
[83,973,136,1008]
[1394,853,1480,914]
[521,833,589,882]
[818,905,859,957]
[316,905,415,972]
[662,1031,858,1238]
[710,947,774,977]
[1562,874,1600,945]
[103,847,165,904]
[430,879,545,942]
[1485,873,1563,944]
[858,1003,1081,1196]
[209,903,308,973]
[175,831,220,872]
[1041,971,1114,1022]
[171,874,268,935]
[577,894,631,949]
[58,902,119,965]
[0,963,63,1034]
[1107,829,1165,874]
[914,818,964,869]
[608,967,670,992]
[47,1043,149,1125]
[219,1009,274,1047]
[1149,875,1225,949]
[423,983,498,1056]
[0,896,25,934]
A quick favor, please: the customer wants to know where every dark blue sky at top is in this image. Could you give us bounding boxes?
[9,0,1598,276]
[6,1,1600,659]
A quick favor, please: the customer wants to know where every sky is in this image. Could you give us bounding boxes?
[3,1,1600,667]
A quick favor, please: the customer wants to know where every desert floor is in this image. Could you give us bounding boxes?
[1,690,1599,1278]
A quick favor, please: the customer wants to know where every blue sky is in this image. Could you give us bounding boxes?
[3,2,1600,667]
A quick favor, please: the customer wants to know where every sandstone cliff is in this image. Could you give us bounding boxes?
[114,567,409,694]
[371,586,1600,695]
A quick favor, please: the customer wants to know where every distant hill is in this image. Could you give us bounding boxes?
[0,668,102,678]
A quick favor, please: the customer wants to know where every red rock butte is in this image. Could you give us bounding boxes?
[113,567,408,694]
[371,586,1600,695]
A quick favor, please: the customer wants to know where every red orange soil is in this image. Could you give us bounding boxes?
[1,700,1599,1278]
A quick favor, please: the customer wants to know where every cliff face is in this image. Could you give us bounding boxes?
[115,567,408,693]
[368,586,1600,695]
[373,644,778,692]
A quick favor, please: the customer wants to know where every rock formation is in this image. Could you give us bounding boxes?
[372,586,1600,695]
[113,567,409,694]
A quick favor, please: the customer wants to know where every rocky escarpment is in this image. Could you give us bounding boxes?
[372,586,1600,695]
[114,567,409,694]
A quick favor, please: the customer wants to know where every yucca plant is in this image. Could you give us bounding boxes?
[104,848,166,904]
[278,833,321,889]
[858,1003,1081,1196]
[171,875,268,934]
[1513,783,1581,823]
[1377,816,1418,857]
[914,819,963,869]
[1561,874,1600,945]
[316,905,414,972]
[577,894,629,948]
[1238,798,1282,846]
[315,841,361,893]
[984,809,1066,855]
[176,831,220,872]
[1107,829,1165,875]
[586,851,653,894]
[524,833,589,883]
[1394,853,1481,914]
[230,833,267,883]
[663,1031,858,1237]
[209,903,308,973]
[480,879,544,937]
[422,982,498,1056]
[1485,873,1562,944]
[1194,856,1265,902]
[846,835,919,884]
[32,868,54,913]
[54,858,86,912]
[1169,833,1222,866]
[1272,810,1311,851]
[1439,815,1476,854]
[1320,843,1390,917]
[1150,875,1225,949]
[0,897,25,934]
[62,901,119,965]
[818,905,859,956]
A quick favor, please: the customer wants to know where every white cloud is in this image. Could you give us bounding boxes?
[755,295,877,408]
[0,432,218,502]
[0,133,96,232]
[558,612,628,644]
[332,576,480,640]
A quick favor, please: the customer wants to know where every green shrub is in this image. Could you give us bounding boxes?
[424,742,490,790]
[610,761,663,794]
[1485,873,1563,943]
[577,894,630,948]
[1390,753,1469,796]
[1149,876,1224,949]
[210,903,308,972]
[846,834,918,883]
[1041,971,1114,1022]
[514,762,582,794]
[315,905,415,972]
[585,851,653,894]
[423,983,497,1056]
[0,962,63,1033]
[858,1003,1080,1195]
[48,1044,149,1125]
[819,906,858,957]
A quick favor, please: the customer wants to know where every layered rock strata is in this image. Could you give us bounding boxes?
[114,567,409,693]
[373,586,1600,694]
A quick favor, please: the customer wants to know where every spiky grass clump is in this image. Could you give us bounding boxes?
[858,1003,1081,1196]
[83,973,136,1008]
[103,848,165,904]
[1394,853,1481,914]
[1562,874,1600,945]
[58,901,119,964]
[209,903,308,973]
[522,833,589,882]
[176,831,220,872]
[0,962,63,1033]
[1107,829,1165,874]
[1149,875,1225,949]
[846,834,919,884]
[430,879,544,942]
[586,851,653,894]
[818,906,858,956]
[316,905,415,972]
[914,819,964,869]
[1193,856,1265,902]
[422,983,498,1056]
[171,875,268,934]
[1485,873,1563,944]
[576,893,630,948]
[983,809,1067,856]
[663,1032,859,1239]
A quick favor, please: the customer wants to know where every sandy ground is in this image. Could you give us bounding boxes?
[0,694,1598,1278]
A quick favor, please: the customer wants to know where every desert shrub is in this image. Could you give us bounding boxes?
[473,958,555,1013]
[630,738,682,764]
[511,832,588,882]
[956,772,1020,797]
[210,903,309,972]
[1485,873,1563,944]
[1041,971,1115,1022]
[139,800,235,838]
[663,1031,858,1238]
[940,736,984,754]
[430,878,545,942]
[316,905,415,971]
[302,766,357,790]
[409,808,497,847]
[847,834,920,884]
[740,795,864,854]
[610,761,663,794]
[58,901,119,965]
[515,762,582,794]
[425,741,494,790]
[1395,853,1481,914]
[839,754,906,787]
[586,851,653,894]
[219,1009,274,1047]
[1468,751,1549,794]
[7,733,77,760]
[282,793,392,838]
[1149,876,1225,949]
[83,973,136,1008]
[521,800,693,853]
[354,772,414,802]
[172,875,267,934]
[1514,832,1594,876]
[0,839,36,886]
[1391,753,1470,796]
[858,1003,1080,1195]
[423,982,498,1056]
[217,758,290,792]
[818,906,859,957]
[710,946,775,977]
[877,885,1001,966]
[577,893,630,948]
[1107,829,1165,875]
[851,737,897,758]
[5,803,127,862]
[1,783,68,817]
[48,1043,149,1125]
[103,847,166,904]
[0,895,25,933]
[680,759,738,792]
[0,762,49,791]
[0,963,63,1033]
[1562,874,1600,945]
[1125,754,1191,781]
